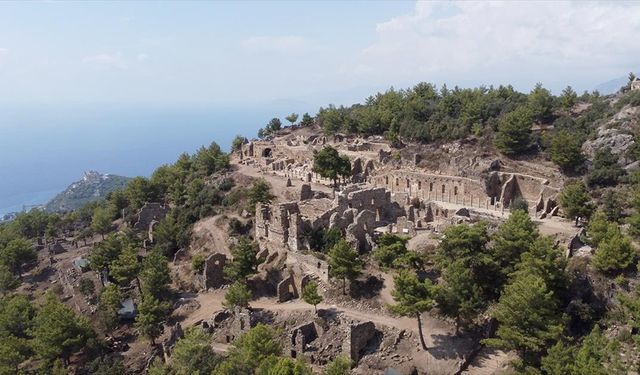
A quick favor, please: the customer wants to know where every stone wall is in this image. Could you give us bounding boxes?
[373,171,488,207]
[289,322,318,359]
[372,170,559,212]
[203,253,226,290]
[277,274,298,302]
[286,252,329,282]
[342,321,379,365]
[134,203,169,232]
[162,323,184,362]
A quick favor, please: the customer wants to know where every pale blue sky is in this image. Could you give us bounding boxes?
[2,1,640,109]
[1,1,640,213]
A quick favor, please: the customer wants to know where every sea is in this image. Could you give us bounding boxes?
[0,103,317,216]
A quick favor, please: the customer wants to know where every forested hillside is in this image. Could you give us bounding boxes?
[1,76,640,374]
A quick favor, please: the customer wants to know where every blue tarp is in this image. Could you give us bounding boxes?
[117,298,136,320]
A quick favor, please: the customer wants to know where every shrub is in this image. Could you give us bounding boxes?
[509,197,529,213]
[191,254,205,274]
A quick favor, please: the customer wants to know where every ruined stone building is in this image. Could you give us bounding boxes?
[255,184,405,253]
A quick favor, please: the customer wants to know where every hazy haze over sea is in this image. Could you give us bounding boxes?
[0,104,316,215]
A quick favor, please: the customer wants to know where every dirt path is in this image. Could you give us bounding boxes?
[253,298,415,331]
[377,272,396,307]
[182,289,225,326]
[191,215,232,256]
[461,347,514,375]
[183,290,452,346]
[233,162,334,202]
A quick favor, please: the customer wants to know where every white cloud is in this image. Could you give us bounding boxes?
[82,52,128,70]
[137,53,148,62]
[241,35,307,52]
[343,1,640,88]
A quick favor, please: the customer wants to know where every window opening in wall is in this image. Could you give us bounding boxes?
[454,186,458,195]
[385,176,389,184]
[395,178,399,186]
[429,182,433,192]
[441,185,445,194]
[406,179,410,188]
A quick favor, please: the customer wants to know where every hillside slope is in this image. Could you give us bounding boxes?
[45,170,130,212]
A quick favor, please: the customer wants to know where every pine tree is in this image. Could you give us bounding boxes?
[528,83,554,123]
[560,86,578,110]
[494,105,533,155]
[323,355,351,375]
[484,273,564,364]
[223,281,252,309]
[91,206,113,240]
[30,293,94,364]
[302,281,323,313]
[110,245,141,290]
[224,238,260,282]
[256,356,312,375]
[248,179,275,212]
[592,227,636,273]
[550,130,584,170]
[170,327,221,375]
[586,210,612,248]
[491,210,539,276]
[0,264,18,296]
[0,238,37,278]
[572,326,625,375]
[559,181,594,221]
[511,236,569,295]
[313,146,352,188]
[388,270,436,351]
[135,294,169,345]
[327,240,363,295]
[285,113,299,126]
[99,284,123,334]
[436,260,484,334]
[213,324,282,375]
[140,250,171,299]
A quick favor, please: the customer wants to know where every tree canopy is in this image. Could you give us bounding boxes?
[327,240,363,295]
[389,270,436,350]
[312,146,351,188]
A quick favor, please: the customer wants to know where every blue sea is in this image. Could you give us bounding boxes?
[0,103,316,215]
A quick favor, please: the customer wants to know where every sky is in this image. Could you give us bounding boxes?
[1,0,640,109]
[1,1,640,214]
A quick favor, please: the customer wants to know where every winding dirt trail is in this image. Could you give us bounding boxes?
[185,292,456,349]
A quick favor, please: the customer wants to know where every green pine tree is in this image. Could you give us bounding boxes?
[484,273,564,364]
[388,270,436,351]
[327,240,363,295]
[302,281,323,313]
